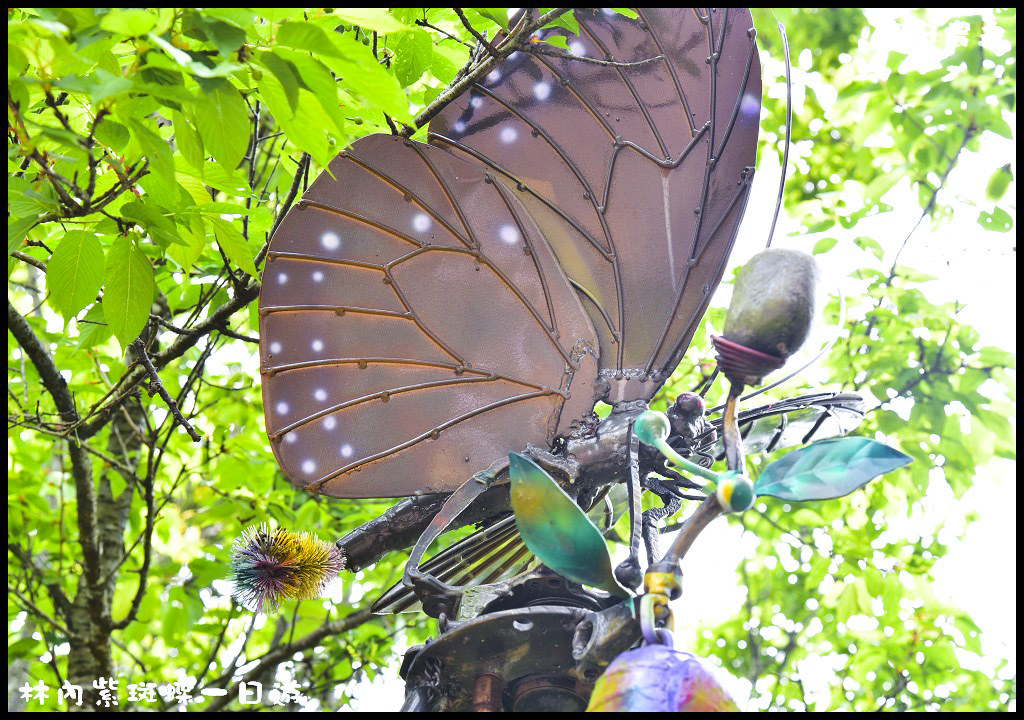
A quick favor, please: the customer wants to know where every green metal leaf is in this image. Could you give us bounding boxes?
[508,453,628,596]
[754,437,912,502]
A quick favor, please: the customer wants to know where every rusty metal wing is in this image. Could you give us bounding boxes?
[430,8,762,403]
[260,136,599,498]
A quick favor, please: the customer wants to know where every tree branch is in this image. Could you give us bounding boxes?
[131,338,202,442]
[76,282,261,439]
[202,607,377,712]
[8,300,101,587]
[454,8,499,56]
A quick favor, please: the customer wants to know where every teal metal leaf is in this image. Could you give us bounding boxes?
[754,437,912,502]
[508,453,628,596]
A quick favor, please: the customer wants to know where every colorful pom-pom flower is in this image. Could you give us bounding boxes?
[230,525,345,613]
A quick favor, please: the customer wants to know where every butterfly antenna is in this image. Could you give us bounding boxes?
[764,21,792,249]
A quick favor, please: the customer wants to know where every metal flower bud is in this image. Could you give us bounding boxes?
[713,248,820,385]
[587,645,739,712]
[715,470,756,513]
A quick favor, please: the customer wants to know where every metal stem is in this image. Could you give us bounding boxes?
[722,382,746,473]
[659,381,746,565]
[653,438,719,483]
[660,495,723,565]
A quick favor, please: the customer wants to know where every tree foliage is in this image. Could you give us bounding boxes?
[7,7,1015,712]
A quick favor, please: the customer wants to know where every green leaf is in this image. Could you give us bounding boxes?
[986,164,1012,201]
[94,119,130,152]
[542,34,569,50]
[754,437,913,502]
[100,8,157,36]
[103,236,155,349]
[977,346,1016,368]
[208,216,257,276]
[259,51,301,112]
[332,9,408,33]
[273,50,349,136]
[47,230,105,321]
[77,303,113,348]
[194,81,250,174]
[394,28,432,87]
[545,13,581,37]
[120,199,182,248]
[472,8,509,30]
[978,207,1013,233]
[324,33,412,124]
[276,21,343,58]
[853,235,884,260]
[509,453,628,596]
[166,214,207,274]
[8,215,38,258]
[124,118,175,193]
[171,111,204,170]
[813,237,837,254]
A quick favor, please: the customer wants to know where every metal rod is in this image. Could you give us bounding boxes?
[472,673,504,712]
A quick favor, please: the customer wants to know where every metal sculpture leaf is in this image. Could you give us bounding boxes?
[753,437,912,502]
[260,8,762,498]
[509,453,627,596]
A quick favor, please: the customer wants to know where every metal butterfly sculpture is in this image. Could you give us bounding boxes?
[242,7,910,712]
[261,4,761,597]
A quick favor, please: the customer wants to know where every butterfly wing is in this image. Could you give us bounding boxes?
[260,136,598,498]
[430,8,762,403]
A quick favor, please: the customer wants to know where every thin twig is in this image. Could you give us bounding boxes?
[216,323,259,344]
[11,251,47,272]
[130,339,202,442]
[402,8,570,135]
[531,45,664,68]
[415,18,474,48]
[454,8,499,56]
[255,152,309,269]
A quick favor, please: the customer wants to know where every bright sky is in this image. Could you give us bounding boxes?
[343,9,1016,711]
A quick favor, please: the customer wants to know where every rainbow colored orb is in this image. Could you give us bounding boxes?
[587,644,739,712]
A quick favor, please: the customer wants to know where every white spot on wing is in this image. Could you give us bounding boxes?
[500,127,518,144]
[533,82,551,101]
[277,272,288,285]
[740,93,760,117]
[454,120,466,134]
[413,213,431,233]
[321,232,341,250]
[486,69,501,84]
[314,388,327,402]
[499,225,520,244]
[470,96,483,109]
[340,444,354,459]
[276,401,289,415]
[301,459,317,475]
[269,341,282,354]
[312,270,324,283]
[284,432,297,444]
[311,339,324,352]
[323,416,337,431]
[569,40,586,57]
